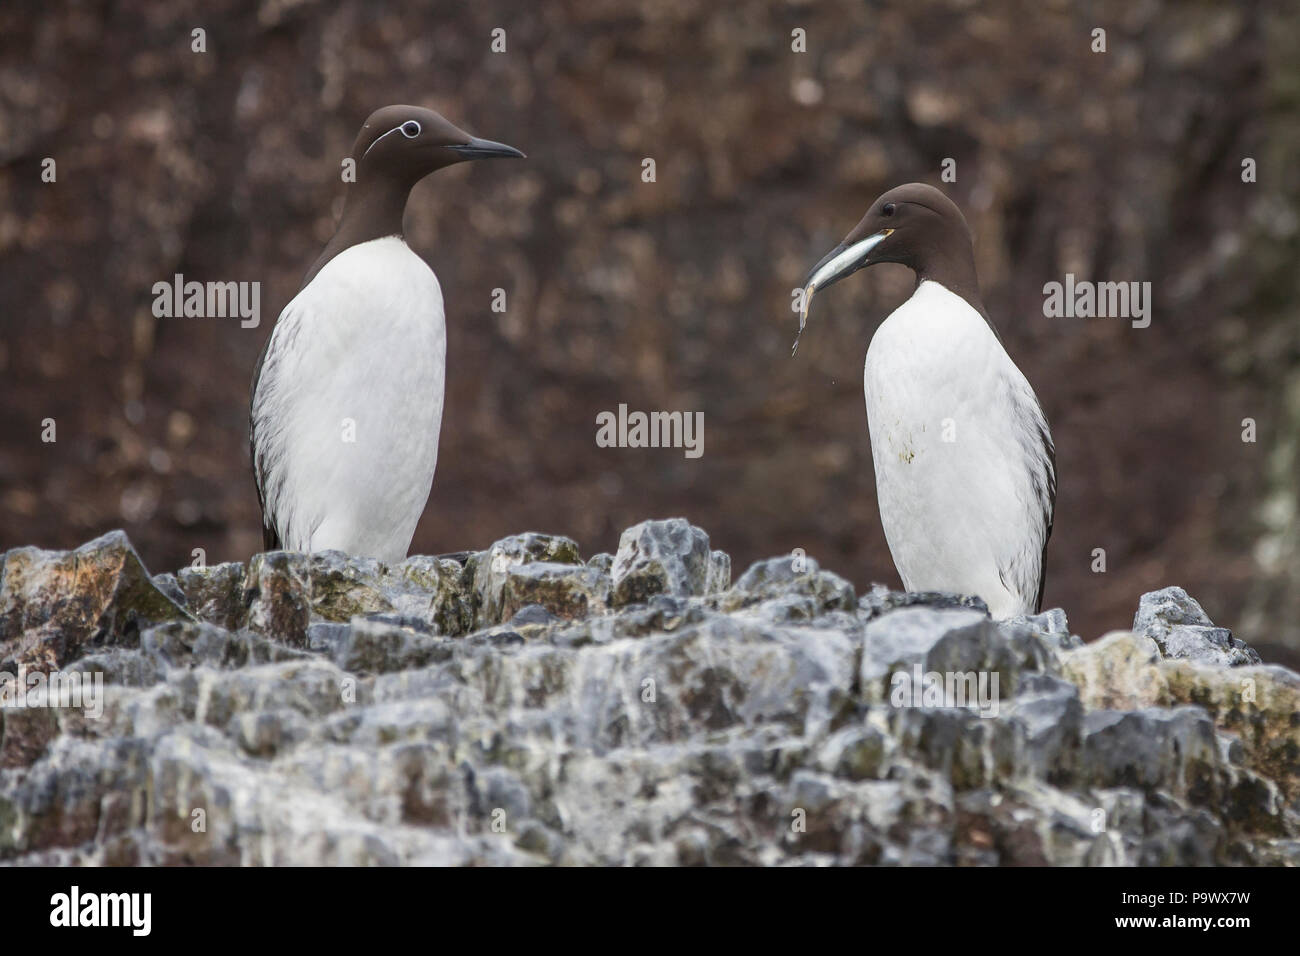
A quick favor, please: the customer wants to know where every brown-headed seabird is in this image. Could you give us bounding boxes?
[250,105,523,561]
[795,182,1056,618]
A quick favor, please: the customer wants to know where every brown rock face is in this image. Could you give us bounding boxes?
[2,2,1297,662]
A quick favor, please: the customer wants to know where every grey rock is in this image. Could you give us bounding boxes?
[860,606,991,702]
[1163,625,1260,667]
[924,612,1059,696]
[724,555,856,618]
[706,550,732,595]
[382,555,472,636]
[999,608,1084,653]
[329,617,452,674]
[471,533,583,628]
[509,603,561,627]
[498,562,610,623]
[893,704,1014,790]
[244,551,311,649]
[815,723,895,782]
[360,613,437,635]
[141,620,310,671]
[593,594,708,641]
[307,621,350,655]
[1133,586,1261,666]
[1079,706,1220,801]
[859,583,989,620]
[176,562,248,632]
[151,572,187,607]
[306,551,392,620]
[1,525,1297,866]
[1134,585,1215,630]
[1003,674,1084,784]
[610,518,724,606]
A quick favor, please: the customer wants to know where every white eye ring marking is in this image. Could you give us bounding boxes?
[362,120,422,158]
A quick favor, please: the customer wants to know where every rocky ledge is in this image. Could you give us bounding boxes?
[1,519,1297,865]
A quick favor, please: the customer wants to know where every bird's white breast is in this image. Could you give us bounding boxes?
[252,236,445,562]
[863,280,1052,617]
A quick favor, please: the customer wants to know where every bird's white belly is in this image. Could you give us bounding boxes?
[257,237,446,562]
[863,281,1046,617]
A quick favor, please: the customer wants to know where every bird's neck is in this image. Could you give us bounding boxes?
[915,240,989,327]
[300,175,417,290]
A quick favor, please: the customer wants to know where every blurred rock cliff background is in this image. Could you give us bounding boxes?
[1,0,1297,662]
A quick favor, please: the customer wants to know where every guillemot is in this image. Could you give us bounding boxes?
[250,105,523,562]
[796,183,1056,618]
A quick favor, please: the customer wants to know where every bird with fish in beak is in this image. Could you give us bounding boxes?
[795,182,1056,619]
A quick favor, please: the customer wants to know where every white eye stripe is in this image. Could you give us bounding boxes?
[362,121,422,158]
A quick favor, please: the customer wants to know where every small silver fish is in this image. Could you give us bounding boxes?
[792,284,817,356]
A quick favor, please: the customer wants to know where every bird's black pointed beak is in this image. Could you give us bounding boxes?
[447,136,526,160]
[802,229,894,301]
[792,228,893,356]
[803,242,850,293]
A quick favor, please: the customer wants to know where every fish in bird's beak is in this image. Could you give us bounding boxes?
[792,228,894,355]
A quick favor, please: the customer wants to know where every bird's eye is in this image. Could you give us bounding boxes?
[882,202,896,217]
[400,120,422,138]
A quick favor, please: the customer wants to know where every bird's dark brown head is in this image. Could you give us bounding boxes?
[353,104,525,185]
[297,105,525,292]
[794,183,980,353]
